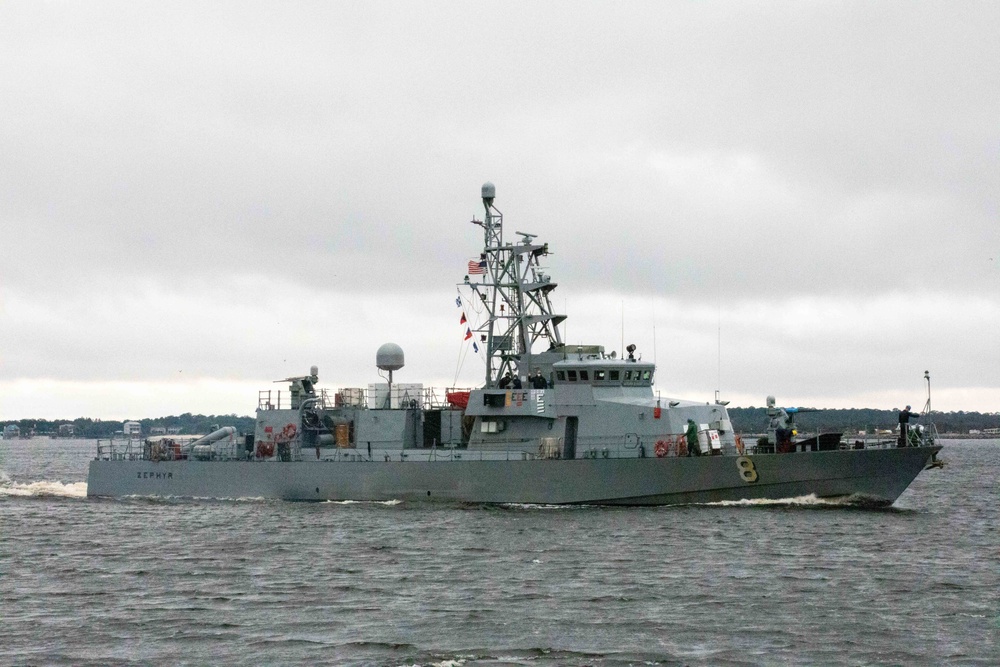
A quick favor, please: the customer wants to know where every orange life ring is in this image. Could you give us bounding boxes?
[675,434,688,457]
[654,439,669,458]
[256,441,275,458]
[280,424,298,441]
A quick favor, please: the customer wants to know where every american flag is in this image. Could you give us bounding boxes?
[467,259,486,275]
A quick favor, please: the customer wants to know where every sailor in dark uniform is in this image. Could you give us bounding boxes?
[898,405,920,447]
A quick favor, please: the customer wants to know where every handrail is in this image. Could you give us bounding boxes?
[96,427,936,465]
[257,386,477,411]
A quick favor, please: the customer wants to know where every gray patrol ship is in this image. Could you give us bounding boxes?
[87,183,941,505]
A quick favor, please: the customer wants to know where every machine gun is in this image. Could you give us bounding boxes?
[275,365,320,409]
[765,396,824,453]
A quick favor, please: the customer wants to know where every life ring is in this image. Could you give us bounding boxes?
[280,424,298,441]
[654,439,669,458]
[735,434,745,455]
[256,441,275,458]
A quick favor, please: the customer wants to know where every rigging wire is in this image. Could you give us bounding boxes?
[652,296,657,365]
[716,257,723,402]
[453,289,487,387]
[453,334,466,387]
[453,290,468,386]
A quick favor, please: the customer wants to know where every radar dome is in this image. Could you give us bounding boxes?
[376,343,405,371]
[481,182,496,200]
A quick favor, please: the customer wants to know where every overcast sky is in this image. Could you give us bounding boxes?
[2,1,997,420]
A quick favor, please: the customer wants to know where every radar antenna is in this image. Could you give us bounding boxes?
[922,370,932,415]
[463,182,565,387]
[376,343,404,409]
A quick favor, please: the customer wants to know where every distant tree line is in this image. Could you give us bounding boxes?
[3,414,256,439]
[727,407,1000,435]
[3,408,998,439]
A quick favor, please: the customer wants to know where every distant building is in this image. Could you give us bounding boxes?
[123,421,141,437]
[150,426,167,435]
[3,424,20,439]
[166,426,182,435]
[58,424,75,437]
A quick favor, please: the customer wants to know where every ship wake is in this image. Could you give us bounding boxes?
[704,493,891,509]
[325,499,403,506]
[0,472,88,499]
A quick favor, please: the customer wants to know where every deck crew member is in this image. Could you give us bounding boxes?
[898,405,920,447]
[686,419,701,456]
[530,368,548,389]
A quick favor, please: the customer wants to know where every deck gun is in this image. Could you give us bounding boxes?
[275,365,319,409]
[766,395,821,452]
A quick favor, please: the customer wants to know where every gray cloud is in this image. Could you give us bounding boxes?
[1,1,997,417]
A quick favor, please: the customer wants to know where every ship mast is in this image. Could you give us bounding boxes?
[467,182,565,387]
[922,370,932,414]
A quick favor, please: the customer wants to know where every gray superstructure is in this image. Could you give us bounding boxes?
[88,183,941,505]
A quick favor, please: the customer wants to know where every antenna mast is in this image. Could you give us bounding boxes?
[464,182,565,387]
[923,370,932,414]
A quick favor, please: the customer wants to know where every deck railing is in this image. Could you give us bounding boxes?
[96,425,938,464]
[256,387,475,411]
[95,437,251,462]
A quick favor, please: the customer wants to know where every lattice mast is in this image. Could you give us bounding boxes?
[467,182,565,387]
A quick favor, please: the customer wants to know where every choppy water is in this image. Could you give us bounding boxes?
[2,437,998,666]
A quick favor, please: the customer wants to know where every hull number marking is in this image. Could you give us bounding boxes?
[736,456,758,483]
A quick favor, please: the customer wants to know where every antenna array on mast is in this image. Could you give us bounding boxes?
[463,182,565,387]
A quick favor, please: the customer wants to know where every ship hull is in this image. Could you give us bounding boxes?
[87,446,940,506]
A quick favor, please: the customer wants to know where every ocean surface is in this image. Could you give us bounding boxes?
[1,437,998,667]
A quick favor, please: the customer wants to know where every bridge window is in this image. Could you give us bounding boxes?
[595,370,606,381]
[484,393,506,407]
[609,370,620,381]
[567,370,578,381]
[642,370,652,382]
[579,370,589,381]
[556,371,566,382]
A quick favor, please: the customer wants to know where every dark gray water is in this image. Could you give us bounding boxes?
[2,438,998,666]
